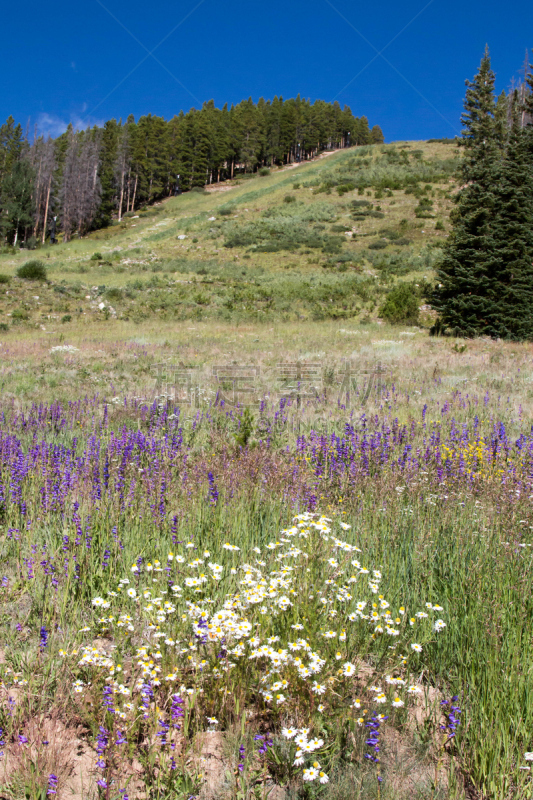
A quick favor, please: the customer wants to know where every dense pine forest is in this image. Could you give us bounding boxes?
[0,96,384,246]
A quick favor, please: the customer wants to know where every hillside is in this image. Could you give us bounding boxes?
[0,139,458,330]
[3,137,533,800]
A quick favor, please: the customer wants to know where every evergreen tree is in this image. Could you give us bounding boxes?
[482,115,533,339]
[95,119,119,228]
[0,158,34,245]
[0,117,25,184]
[460,45,498,183]
[523,56,533,163]
[432,48,502,337]
[370,125,385,144]
[494,91,509,150]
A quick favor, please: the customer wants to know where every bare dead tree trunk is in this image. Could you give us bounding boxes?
[42,178,51,244]
[118,170,124,221]
[132,173,138,210]
[126,169,131,212]
[33,153,43,237]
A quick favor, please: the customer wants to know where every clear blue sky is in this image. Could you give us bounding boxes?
[2,0,532,142]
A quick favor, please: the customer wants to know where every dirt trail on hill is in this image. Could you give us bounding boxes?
[203,147,342,193]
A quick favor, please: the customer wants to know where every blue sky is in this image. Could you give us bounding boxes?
[2,0,532,142]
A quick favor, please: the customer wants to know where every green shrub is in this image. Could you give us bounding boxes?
[414,198,434,218]
[235,407,254,447]
[25,236,38,250]
[292,182,300,189]
[283,194,296,204]
[90,252,103,261]
[0,274,11,284]
[379,282,420,324]
[12,308,29,321]
[322,237,343,255]
[17,260,47,281]
[106,287,123,301]
[336,182,356,195]
[192,238,199,243]
[435,220,445,231]
[259,167,270,177]
[368,240,388,250]
[61,315,72,323]
[219,207,234,216]
[379,228,402,241]
[0,323,8,332]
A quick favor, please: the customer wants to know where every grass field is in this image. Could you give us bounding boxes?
[1,141,533,800]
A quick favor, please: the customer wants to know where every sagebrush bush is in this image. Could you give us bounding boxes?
[17,260,47,281]
[0,273,11,284]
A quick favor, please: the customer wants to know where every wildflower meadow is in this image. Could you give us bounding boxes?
[0,326,533,800]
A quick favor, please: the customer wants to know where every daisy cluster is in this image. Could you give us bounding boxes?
[64,513,446,788]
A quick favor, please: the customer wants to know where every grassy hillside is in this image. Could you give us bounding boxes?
[0,140,458,330]
[6,140,533,800]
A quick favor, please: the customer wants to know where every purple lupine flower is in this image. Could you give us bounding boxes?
[140,682,153,719]
[96,726,109,769]
[207,471,219,505]
[156,717,170,747]
[116,730,127,745]
[47,774,58,795]
[440,696,461,739]
[170,695,185,729]
[365,714,388,769]
[102,685,115,715]
[253,734,272,756]
[39,626,48,650]
[238,743,246,772]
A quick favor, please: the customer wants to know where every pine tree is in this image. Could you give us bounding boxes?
[493,91,510,150]
[432,48,502,337]
[0,158,34,245]
[95,119,119,228]
[460,46,498,183]
[0,117,25,185]
[523,56,533,164]
[482,111,533,338]
[370,125,385,144]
